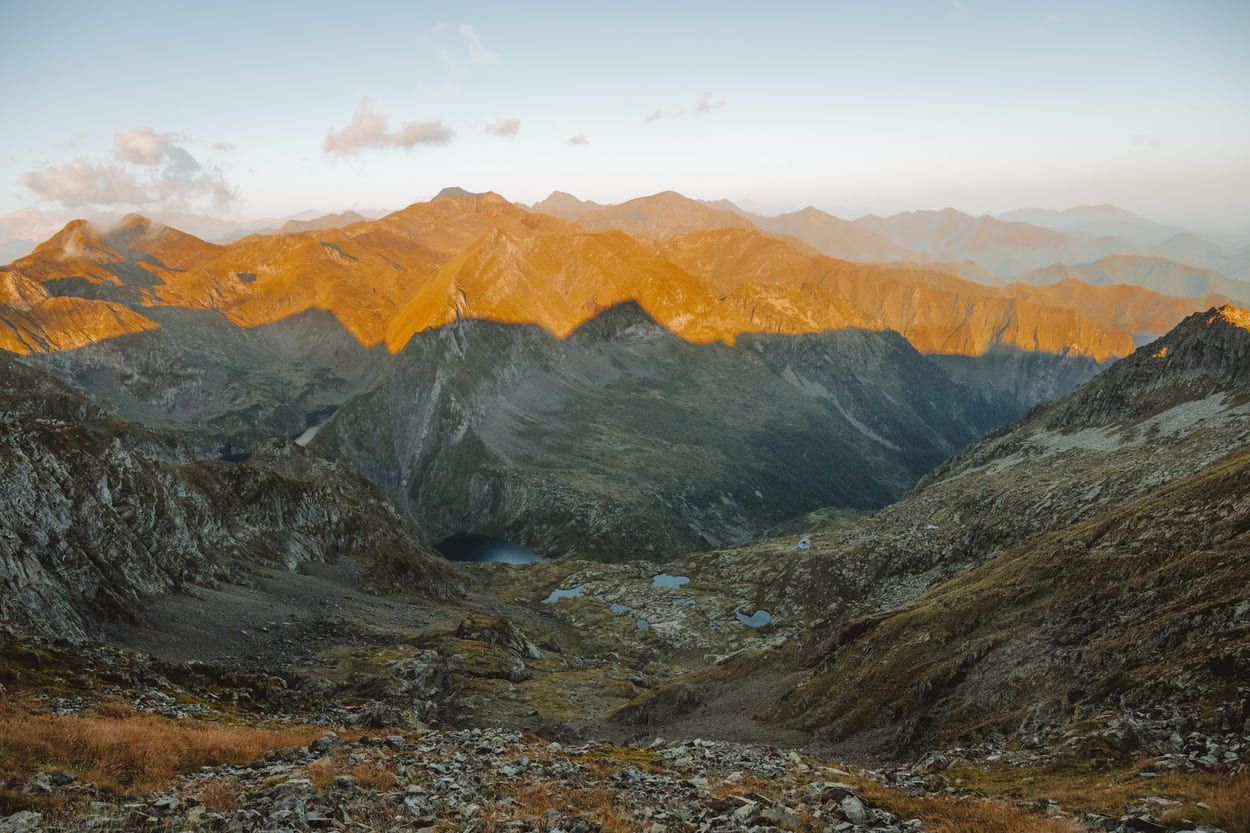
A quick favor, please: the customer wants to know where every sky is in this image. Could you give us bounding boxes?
[2,0,1249,230]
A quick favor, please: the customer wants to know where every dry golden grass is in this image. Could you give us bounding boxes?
[1210,772,1250,833]
[945,763,1250,832]
[497,780,634,832]
[195,777,242,813]
[0,701,320,795]
[306,756,337,791]
[350,761,396,791]
[857,783,1082,833]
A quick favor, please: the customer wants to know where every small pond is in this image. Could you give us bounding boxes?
[541,585,586,605]
[734,605,773,628]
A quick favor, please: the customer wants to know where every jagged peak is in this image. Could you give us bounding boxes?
[1208,304,1250,332]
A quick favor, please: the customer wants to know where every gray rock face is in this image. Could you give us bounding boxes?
[0,352,459,641]
[320,303,1014,561]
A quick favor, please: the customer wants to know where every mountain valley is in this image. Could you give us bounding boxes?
[1,193,1248,833]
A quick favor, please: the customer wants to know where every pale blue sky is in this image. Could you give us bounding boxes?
[2,0,1248,227]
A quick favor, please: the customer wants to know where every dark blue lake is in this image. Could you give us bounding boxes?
[435,533,544,565]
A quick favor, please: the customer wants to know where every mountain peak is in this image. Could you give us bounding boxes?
[1046,304,1250,427]
[1209,303,1250,332]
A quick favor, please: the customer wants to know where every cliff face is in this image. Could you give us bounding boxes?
[319,304,1012,561]
[0,352,460,641]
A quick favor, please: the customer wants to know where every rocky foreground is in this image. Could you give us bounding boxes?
[1,678,1246,833]
[2,724,1243,833]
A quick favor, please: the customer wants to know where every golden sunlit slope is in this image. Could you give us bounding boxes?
[384,227,719,350]
[532,189,757,239]
[0,290,157,353]
[0,216,215,353]
[142,193,574,347]
[0,192,1223,362]
[661,228,1144,360]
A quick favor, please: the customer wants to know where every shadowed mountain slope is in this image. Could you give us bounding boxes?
[318,303,1012,561]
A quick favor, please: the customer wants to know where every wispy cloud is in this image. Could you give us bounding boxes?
[458,23,499,65]
[1130,134,1161,150]
[22,127,235,210]
[645,92,726,122]
[567,133,589,146]
[485,118,521,138]
[324,97,453,155]
[693,92,725,114]
[211,142,237,152]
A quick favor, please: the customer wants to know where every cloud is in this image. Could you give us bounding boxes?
[21,128,236,210]
[113,127,184,165]
[324,97,453,155]
[645,92,725,122]
[21,159,150,207]
[1130,134,1161,150]
[211,142,237,152]
[458,23,499,65]
[485,118,521,138]
[567,133,589,146]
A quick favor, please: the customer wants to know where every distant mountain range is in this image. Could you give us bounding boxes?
[537,191,1250,281]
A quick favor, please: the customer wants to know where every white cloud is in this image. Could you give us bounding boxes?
[21,128,236,210]
[485,118,521,138]
[645,110,664,123]
[1130,134,1161,150]
[211,142,237,152]
[567,133,589,146]
[458,23,499,65]
[324,97,453,155]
